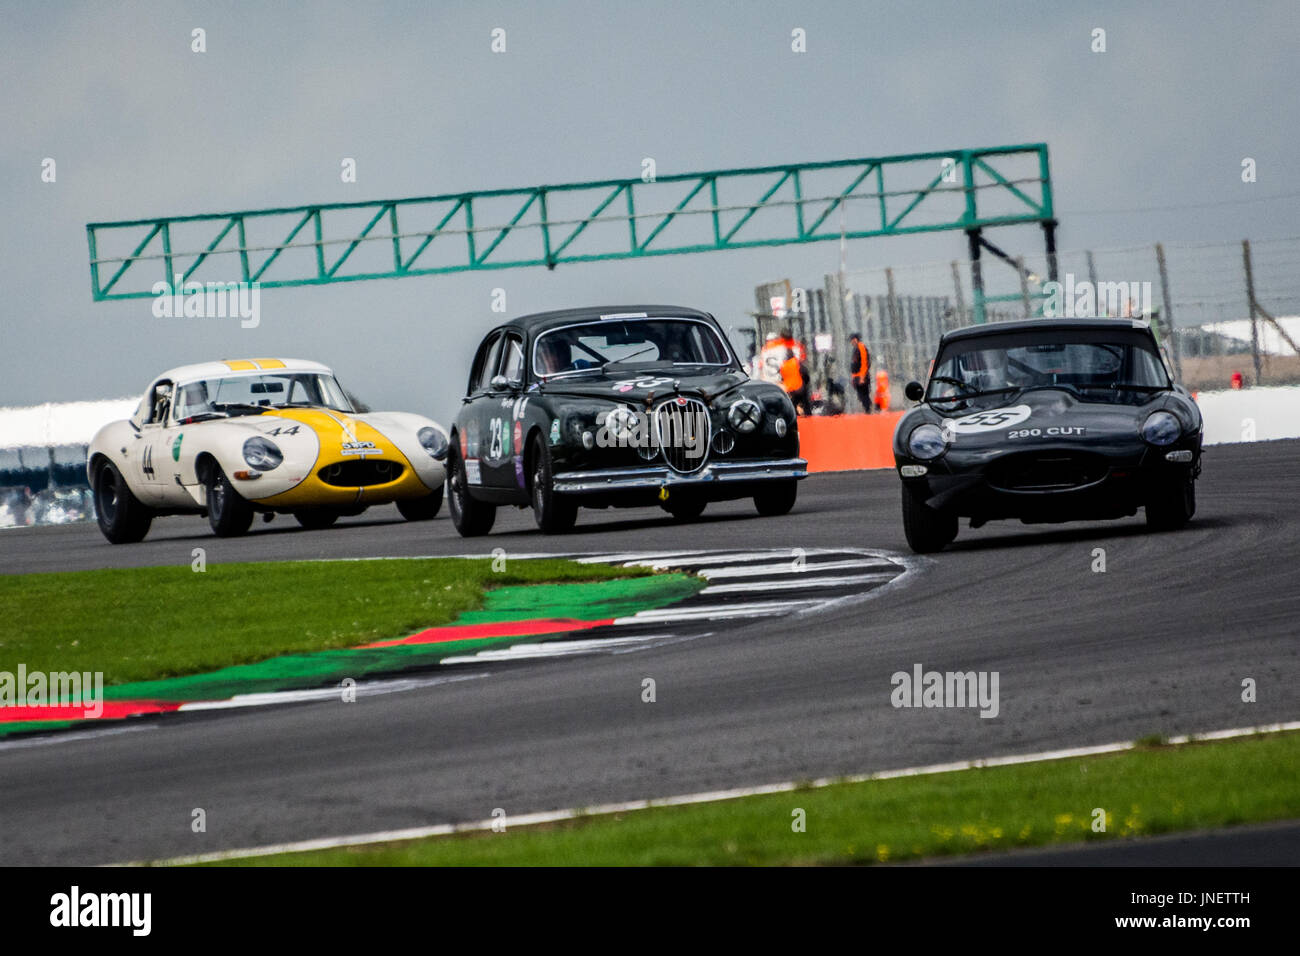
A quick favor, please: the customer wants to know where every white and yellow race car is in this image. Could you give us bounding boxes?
[88,358,449,543]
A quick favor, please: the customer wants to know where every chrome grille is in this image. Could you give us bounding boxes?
[652,397,711,474]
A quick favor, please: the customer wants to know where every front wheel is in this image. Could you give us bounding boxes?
[396,484,444,521]
[1146,473,1196,531]
[530,435,578,533]
[754,479,798,517]
[901,482,957,553]
[205,464,255,537]
[93,460,153,543]
[447,441,496,537]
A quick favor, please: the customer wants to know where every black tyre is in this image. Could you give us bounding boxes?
[661,493,707,521]
[396,484,444,521]
[753,479,798,517]
[93,460,153,544]
[901,482,957,553]
[294,509,340,530]
[1146,473,1196,531]
[205,463,255,537]
[447,441,496,537]
[530,434,578,533]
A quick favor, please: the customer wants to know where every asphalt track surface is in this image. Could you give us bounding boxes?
[0,440,1297,865]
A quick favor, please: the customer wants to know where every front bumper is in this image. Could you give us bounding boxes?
[896,442,1199,522]
[553,457,807,494]
[250,456,438,509]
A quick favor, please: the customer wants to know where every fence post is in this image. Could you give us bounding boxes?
[1017,256,1031,318]
[886,267,901,385]
[823,272,856,411]
[1242,240,1262,385]
[850,293,868,413]
[951,260,966,327]
[966,229,985,323]
[1154,242,1183,381]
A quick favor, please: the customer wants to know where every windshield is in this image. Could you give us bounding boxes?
[927,330,1170,403]
[174,372,355,419]
[532,318,732,378]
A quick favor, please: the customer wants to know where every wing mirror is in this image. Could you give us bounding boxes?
[490,374,522,392]
[904,381,925,402]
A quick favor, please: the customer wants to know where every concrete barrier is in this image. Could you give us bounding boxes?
[795,387,1300,473]
[797,412,902,473]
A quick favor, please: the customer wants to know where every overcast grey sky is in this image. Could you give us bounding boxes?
[3,0,1297,421]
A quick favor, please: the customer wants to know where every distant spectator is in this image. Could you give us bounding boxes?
[781,348,811,416]
[850,332,872,413]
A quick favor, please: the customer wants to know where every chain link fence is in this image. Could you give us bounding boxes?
[762,236,1300,408]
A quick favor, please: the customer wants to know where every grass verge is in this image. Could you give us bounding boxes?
[0,557,651,685]
[217,731,1300,866]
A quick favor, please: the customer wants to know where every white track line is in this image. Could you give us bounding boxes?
[614,600,820,623]
[125,720,1300,867]
[176,673,485,712]
[621,551,817,569]
[0,722,157,752]
[440,634,675,664]
[793,550,932,618]
[700,573,897,595]
[697,559,897,580]
[572,550,713,564]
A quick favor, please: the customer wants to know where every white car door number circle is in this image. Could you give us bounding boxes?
[950,404,1032,434]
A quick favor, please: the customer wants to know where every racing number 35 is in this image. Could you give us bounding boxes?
[959,411,1019,427]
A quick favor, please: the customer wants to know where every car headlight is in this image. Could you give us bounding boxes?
[605,405,639,440]
[242,436,283,470]
[418,426,449,460]
[727,398,763,434]
[1141,411,1182,446]
[907,423,948,460]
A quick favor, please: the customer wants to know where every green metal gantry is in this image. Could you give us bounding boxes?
[86,143,1056,312]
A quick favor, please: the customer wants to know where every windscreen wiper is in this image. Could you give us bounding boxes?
[929,385,1021,403]
[601,345,658,370]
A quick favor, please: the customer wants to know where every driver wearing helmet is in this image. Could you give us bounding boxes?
[175,381,213,420]
[536,336,572,375]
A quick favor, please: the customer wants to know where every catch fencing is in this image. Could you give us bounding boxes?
[762,236,1300,406]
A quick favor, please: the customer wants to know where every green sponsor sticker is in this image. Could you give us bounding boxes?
[171,433,184,461]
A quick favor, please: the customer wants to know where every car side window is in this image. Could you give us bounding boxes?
[147,381,173,425]
[500,334,525,385]
[471,334,504,394]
